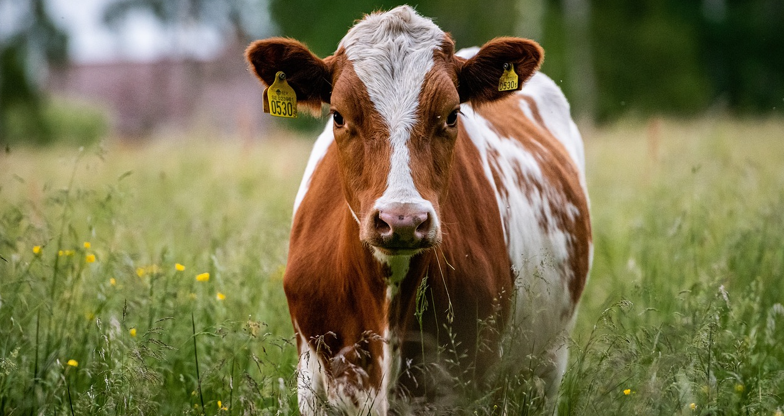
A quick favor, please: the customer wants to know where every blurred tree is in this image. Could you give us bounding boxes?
[561,0,597,121]
[0,0,68,143]
[588,0,712,120]
[515,0,546,40]
[701,0,784,113]
[103,0,274,47]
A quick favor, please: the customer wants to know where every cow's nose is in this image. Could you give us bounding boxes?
[376,210,430,243]
[366,202,438,251]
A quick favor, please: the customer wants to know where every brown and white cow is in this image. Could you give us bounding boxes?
[246,5,591,414]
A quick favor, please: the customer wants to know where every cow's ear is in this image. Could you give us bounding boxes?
[245,38,334,115]
[455,37,543,105]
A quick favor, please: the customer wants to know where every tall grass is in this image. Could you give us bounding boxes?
[1,118,783,414]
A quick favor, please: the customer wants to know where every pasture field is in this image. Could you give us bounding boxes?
[1,117,783,415]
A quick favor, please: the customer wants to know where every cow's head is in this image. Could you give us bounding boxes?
[247,6,542,258]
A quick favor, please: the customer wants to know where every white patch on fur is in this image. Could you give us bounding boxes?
[379,327,401,414]
[294,321,328,415]
[295,320,387,415]
[371,250,410,414]
[459,70,590,393]
[373,250,411,299]
[329,381,381,416]
[340,5,444,206]
[293,121,334,216]
[455,46,479,59]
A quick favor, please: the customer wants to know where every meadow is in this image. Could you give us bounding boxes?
[1,117,783,415]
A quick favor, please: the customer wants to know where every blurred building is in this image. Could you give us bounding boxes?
[46,42,268,139]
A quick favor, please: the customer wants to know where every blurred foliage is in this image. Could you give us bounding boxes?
[0,0,69,144]
[583,0,784,120]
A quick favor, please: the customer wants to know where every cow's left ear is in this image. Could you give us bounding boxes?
[245,37,334,115]
[455,37,543,105]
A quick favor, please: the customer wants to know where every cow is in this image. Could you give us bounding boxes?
[246,5,592,414]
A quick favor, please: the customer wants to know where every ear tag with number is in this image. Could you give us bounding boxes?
[498,63,519,92]
[264,71,297,118]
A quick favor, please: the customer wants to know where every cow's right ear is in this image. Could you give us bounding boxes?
[245,38,334,115]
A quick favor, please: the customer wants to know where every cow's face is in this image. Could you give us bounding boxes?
[247,7,542,258]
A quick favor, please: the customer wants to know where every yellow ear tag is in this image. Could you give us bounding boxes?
[265,71,297,118]
[498,63,519,92]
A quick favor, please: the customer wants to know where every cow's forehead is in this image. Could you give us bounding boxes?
[337,6,446,122]
[338,5,444,57]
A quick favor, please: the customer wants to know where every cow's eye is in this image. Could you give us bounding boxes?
[333,111,345,128]
[446,109,459,127]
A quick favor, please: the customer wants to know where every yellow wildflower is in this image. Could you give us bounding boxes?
[735,384,744,393]
[65,250,74,256]
[33,246,41,254]
[218,400,228,411]
[85,254,96,263]
[176,263,185,271]
[83,241,91,249]
[110,278,116,286]
[689,403,697,410]
[196,272,210,282]
[623,389,631,396]
[59,250,64,256]
[216,292,226,301]
[67,359,78,367]
[129,328,137,337]
[136,267,146,277]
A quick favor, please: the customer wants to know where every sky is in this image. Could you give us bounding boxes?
[47,0,227,63]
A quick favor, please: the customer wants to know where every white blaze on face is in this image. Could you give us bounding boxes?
[339,5,444,206]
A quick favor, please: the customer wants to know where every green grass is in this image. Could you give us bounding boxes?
[1,118,783,415]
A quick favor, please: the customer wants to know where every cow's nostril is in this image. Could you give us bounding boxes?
[415,213,431,237]
[375,212,391,235]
